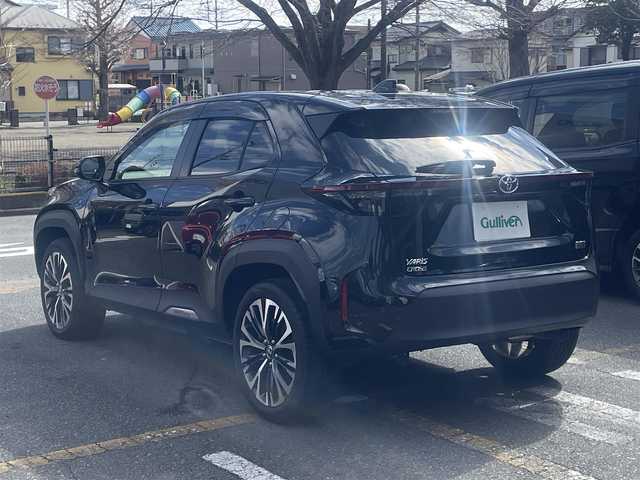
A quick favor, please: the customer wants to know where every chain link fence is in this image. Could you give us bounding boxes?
[0,135,121,193]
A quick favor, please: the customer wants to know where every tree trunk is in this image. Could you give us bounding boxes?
[98,48,109,119]
[308,67,341,90]
[508,29,530,79]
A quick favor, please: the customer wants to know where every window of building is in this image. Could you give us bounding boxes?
[132,48,147,60]
[48,36,73,55]
[189,44,194,59]
[180,46,187,58]
[115,122,191,180]
[387,54,398,64]
[250,39,259,57]
[16,47,35,62]
[533,90,628,149]
[18,86,26,96]
[56,80,93,101]
[471,48,485,64]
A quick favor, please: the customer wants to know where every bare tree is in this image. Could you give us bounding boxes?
[468,0,564,78]
[75,0,136,118]
[435,0,565,79]
[228,0,428,89]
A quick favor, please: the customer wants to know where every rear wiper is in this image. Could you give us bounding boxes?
[415,160,496,177]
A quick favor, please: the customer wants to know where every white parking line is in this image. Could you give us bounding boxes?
[611,370,640,382]
[0,242,24,248]
[536,389,640,427]
[0,245,34,258]
[203,451,287,480]
[477,396,633,445]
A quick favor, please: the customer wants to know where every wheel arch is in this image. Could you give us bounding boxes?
[217,238,327,349]
[34,208,83,278]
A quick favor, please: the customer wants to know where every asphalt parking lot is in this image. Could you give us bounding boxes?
[1,214,640,480]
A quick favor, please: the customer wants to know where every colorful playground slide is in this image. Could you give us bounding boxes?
[98,84,181,128]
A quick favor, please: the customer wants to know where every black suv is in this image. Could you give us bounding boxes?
[34,92,598,420]
[478,61,640,297]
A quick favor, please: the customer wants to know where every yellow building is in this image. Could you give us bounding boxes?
[2,0,94,117]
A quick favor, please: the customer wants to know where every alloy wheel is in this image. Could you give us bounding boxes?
[43,251,73,330]
[491,340,534,360]
[239,298,297,407]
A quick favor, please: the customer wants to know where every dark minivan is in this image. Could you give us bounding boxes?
[34,92,598,420]
[479,61,640,297]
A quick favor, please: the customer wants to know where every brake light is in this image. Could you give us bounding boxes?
[307,186,387,215]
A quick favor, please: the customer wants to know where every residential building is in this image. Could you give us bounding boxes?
[0,0,94,117]
[150,28,366,95]
[111,16,201,90]
[447,8,640,91]
[366,21,459,89]
[448,29,551,89]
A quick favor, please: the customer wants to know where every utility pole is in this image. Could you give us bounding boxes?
[66,0,70,19]
[380,0,387,81]
[414,5,420,91]
[214,0,218,30]
[366,19,372,89]
[201,40,205,97]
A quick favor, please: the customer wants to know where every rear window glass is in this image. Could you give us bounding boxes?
[318,109,564,176]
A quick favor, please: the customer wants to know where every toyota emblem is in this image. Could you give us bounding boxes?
[498,175,519,194]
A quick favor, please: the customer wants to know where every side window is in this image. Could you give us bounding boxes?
[242,122,276,170]
[114,121,190,180]
[191,120,274,175]
[533,90,627,149]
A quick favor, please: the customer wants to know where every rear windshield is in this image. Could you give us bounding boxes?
[317,109,565,176]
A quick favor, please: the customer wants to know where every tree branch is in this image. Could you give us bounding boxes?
[234,0,305,66]
[340,0,422,69]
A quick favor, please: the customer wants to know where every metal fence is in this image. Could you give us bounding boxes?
[0,135,121,193]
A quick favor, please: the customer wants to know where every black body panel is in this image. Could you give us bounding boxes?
[34,91,598,354]
[478,61,640,272]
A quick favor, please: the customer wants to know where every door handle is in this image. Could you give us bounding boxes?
[223,196,255,210]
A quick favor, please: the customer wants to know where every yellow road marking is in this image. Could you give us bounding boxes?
[394,411,599,480]
[0,279,39,295]
[0,414,256,474]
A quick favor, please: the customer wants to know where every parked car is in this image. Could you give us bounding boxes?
[34,91,598,421]
[478,61,640,297]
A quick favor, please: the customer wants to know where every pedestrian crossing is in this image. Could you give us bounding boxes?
[0,242,34,258]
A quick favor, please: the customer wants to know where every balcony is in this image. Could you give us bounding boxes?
[149,57,189,73]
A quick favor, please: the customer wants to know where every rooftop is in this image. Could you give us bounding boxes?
[393,55,451,72]
[131,16,201,39]
[2,3,80,29]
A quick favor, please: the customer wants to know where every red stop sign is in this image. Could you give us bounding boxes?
[34,76,59,100]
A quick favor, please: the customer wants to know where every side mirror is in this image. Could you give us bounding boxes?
[76,156,105,182]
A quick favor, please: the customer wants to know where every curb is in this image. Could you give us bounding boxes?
[0,207,40,217]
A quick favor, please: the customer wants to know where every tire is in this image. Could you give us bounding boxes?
[40,238,105,340]
[232,278,322,422]
[478,328,580,378]
[620,229,640,300]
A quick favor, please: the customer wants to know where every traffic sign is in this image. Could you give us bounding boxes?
[34,76,59,100]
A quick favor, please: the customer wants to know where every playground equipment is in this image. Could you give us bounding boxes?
[98,84,181,128]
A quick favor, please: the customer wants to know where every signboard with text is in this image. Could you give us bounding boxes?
[34,76,59,100]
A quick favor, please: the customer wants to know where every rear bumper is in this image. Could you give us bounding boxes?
[338,266,598,351]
